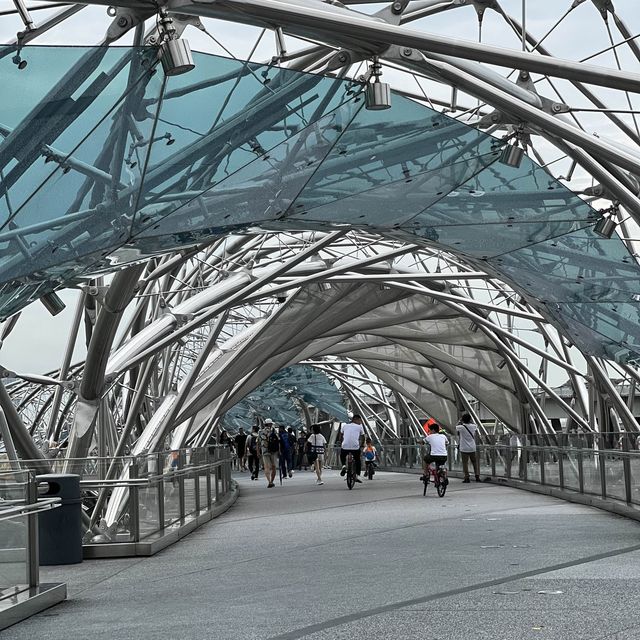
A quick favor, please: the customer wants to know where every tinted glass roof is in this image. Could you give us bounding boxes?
[1,46,639,362]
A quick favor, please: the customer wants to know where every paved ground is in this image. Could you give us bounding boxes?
[6,469,640,639]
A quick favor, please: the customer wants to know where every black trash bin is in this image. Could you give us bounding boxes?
[36,474,83,565]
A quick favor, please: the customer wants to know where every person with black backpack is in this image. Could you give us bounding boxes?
[258,419,279,488]
[247,425,260,481]
[279,425,294,479]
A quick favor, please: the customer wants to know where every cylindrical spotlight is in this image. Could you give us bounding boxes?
[40,291,66,316]
[499,144,525,168]
[365,81,391,110]
[160,39,195,76]
[593,216,617,239]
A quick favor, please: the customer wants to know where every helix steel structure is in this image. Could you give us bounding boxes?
[1,0,640,527]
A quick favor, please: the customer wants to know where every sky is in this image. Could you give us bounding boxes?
[0,0,639,376]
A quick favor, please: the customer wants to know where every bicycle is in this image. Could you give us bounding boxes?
[365,459,375,480]
[422,462,448,497]
[345,452,356,489]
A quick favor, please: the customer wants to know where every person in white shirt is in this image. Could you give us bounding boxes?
[421,423,449,482]
[339,415,365,483]
[456,413,480,483]
[307,424,327,485]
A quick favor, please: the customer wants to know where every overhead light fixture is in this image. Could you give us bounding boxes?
[593,215,617,239]
[499,142,524,168]
[497,359,507,370]
[365,57,391,111]
[40,291,66,316]
[158,9,195,76]
[440,375,449,384]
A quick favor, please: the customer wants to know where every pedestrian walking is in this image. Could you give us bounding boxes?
[279,425,294,479]
[307,424,326,485]
[456,413,480,483]
[259,419,279,488]
[235,427,248,471]
[247,425,260,480]
[287,427,297,469]
[297,429,308,470]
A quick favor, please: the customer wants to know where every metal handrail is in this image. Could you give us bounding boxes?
[79,459,229,489]
[0,497,60,522]
[367,438,640,510]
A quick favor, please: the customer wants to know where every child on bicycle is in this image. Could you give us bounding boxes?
[363,437,377,477]
[421,423,449,483]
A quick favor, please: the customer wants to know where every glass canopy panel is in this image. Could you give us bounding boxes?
[3,48,640,363]
[133,100,362,240]
[403,219,594,259]
[0,46,117,224]
[287,98,500,224]
[289,153,500,228]
[554,302,640,362]
[392,152,596,257]
[487,227,640,303]
[0,46,163,286]
[131,52,360,236]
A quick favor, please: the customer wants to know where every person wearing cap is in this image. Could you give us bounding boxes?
[423,418,436,434]
[258,418,279,488]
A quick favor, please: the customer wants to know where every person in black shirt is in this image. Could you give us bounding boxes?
[297,430,308,470]
[235,427,248,471]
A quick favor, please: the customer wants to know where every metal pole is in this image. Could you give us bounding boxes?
[129,459,140,542]
[0,408,22,471]
[47,290,86,440]
[26,473,39,588]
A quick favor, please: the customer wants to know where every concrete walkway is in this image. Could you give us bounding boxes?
[6,469,640,640]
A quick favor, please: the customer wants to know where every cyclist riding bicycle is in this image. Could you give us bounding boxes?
[421,423,449,483]
[339,414,365,483]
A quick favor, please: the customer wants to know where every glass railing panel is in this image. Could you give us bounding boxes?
[183,476,197,516]
[543,450,561,487]
[0,514,28,599]
[138,485,160,539]
[525,449,541,483]
[629,455,640,506]
[494,448,506,477]
[198,473,208,510]
[450,448,463,473]
[603,453,625,501]
[581,451,602,496]
[478,449,492,475]
[563,450,580,491]
[163,479,180,527]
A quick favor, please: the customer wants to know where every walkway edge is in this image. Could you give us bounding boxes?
[383,466,640,523]
[84,480,239,559]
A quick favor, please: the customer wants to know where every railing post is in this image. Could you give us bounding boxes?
[622,436,632,504]
[578,449,584,494]
[599,450,607,499]
[157,452,165,530]
[206,463,212,508]
[558,448,565,489]
[26,472,39,588]
[194,466,201,513]
[129,459,140,543]
[178,451,185,520]
[539,448,545,485]
[490,445,496,477]
[522,445,528,482]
